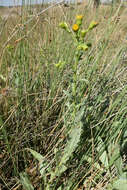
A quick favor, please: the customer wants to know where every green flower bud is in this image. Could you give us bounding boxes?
[76,15,83,20]
[59,22,70,33]
[81,29,88,38]
[77,44,89,51]
[75,15,83,26]
[55,61,66,69]
[76,19,82,26]
[88,21,98,30]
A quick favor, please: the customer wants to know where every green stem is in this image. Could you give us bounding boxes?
[72,51,80,118]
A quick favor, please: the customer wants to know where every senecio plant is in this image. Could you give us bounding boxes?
[22,16,98,190]
[59,16,98,116]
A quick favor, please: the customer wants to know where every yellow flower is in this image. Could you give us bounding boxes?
[76,15,83,26]
[72,24,79,32]
[76,15,83,20]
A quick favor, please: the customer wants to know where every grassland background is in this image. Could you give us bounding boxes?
[0,1,127,190]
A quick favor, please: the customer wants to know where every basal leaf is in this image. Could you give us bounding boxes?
[20,172,34,190]
[97,136,109,168]
[113,178,127,190]
[53,122,82,179]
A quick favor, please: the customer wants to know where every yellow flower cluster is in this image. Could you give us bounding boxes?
[72,15,84,32]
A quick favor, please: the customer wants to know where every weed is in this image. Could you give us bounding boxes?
[0,2,127,190]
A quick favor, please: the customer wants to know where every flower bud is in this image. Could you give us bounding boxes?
[55,61,66,69]
[59,22,70,32]
[81,29,88,38]
[77,43,88,51]
[88,21,98,30]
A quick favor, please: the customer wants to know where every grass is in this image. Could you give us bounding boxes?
[0,2,127,190]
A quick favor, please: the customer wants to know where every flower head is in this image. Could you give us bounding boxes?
[76,15,83,26]
[76,15,83,20]
[72,24,79,32]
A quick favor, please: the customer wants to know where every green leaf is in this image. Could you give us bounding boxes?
[52,122,82,179]
[113,173,127,190]
[121,130,127,152]
[97,136,109,168]
[61,123,82,163]
[20,172,34,190]
[0,115,3,126]
[83,155,101,170]
[108,143,123,176]
[26,148,48,177]
[63,90,72,98]
[15,77,20,86]
[75,106,85,123]
[80,78,89,84]
[26,148,44,162]
[57,186,63,190]
[0,74,6,82]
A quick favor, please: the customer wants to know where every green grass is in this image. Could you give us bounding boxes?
[0,2,127,190]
